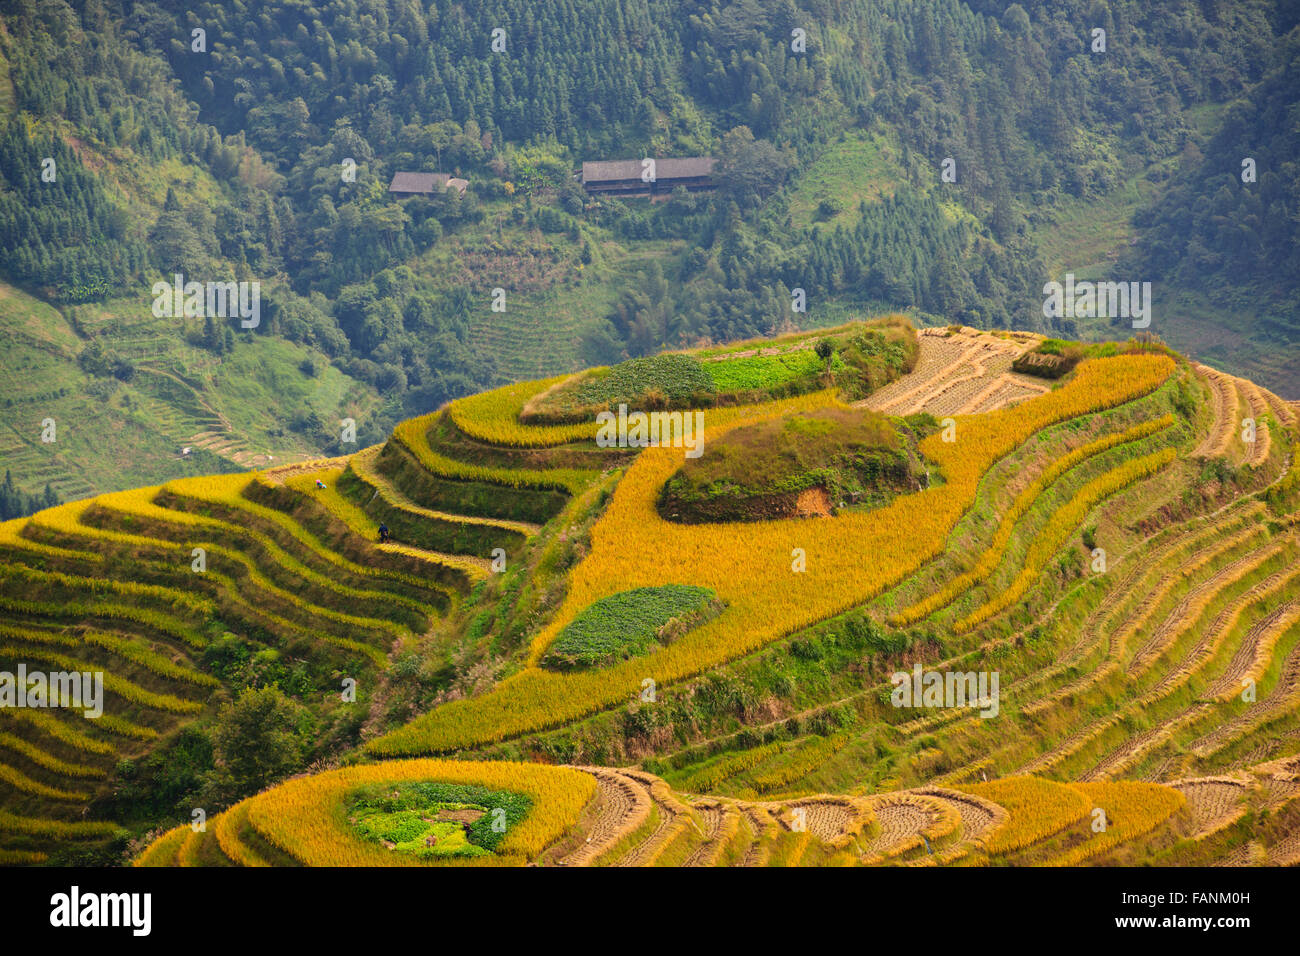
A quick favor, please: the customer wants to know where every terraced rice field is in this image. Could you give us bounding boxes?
[861,327,1047,417]
[5,318,1300,867]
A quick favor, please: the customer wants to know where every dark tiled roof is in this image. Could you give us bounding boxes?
[388,171,451,193]
[581,157,716,183]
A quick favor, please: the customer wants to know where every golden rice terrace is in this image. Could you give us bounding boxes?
[2,319,1299,868]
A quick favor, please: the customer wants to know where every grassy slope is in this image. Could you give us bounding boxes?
[787,130,907,233]
[1025,103,1297,398]
[0,278,383,501]
[0,92,385,499]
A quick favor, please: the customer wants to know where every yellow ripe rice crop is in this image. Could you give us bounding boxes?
[765,827,813,867]
[96,487,442,618]
[0,625,77,648]
[1046,782,1185,866]
[371,354,1174,755]
[892,414,1176,626]
[1,623,215,688]
[956,777,1093,855]
[93,486,214,528]
[78,631,218,688]
[0,810,120,839]
[132,824,190,867]
[0,731,107,778]
[673,741,784,793]
[213,798,271,868]
[0,760,88,801]
[0,699,153,744]
[0,849,48,864]
[348,444,539,535]
[449,375,601,447]
[221,759,596,866]
[89,712,158,740]
[154,505,415,644]
[378,541,489,579]
[177,827,206,867]
[0,708,116,755]
[0,515,104,564]
[748,733,851,794]
[283,469,489,579]
[0,596,202,649]
[164,473,437,594]
[392,413,600,495]
[0,645,203,714]
[283,469,380,530]
[0,557,214,618]
[953,447,1177,634]
[171,570,391,667]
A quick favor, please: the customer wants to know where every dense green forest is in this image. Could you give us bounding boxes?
[0,469,58,520]
[1,0,1298,498]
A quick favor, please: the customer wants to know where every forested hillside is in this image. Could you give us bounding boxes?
[1,0,1298,504]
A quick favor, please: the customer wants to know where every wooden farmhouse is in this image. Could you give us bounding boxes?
[579,157,716,197]
[388,172,469,196]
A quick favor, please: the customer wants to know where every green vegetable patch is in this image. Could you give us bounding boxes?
[346,782,532,859]
[541,585,721,671]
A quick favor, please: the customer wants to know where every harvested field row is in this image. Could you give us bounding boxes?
[1022,516,1268,719]
[1234,376,1273,465]
[1191,631,1300,760]
[1192,363,1237,459]
[863,332,1031,417]
[1170,776,1252,839]
[956,373,1050,415]
[1022,547,1293,777]
[1074,558,1300,781]
[1084,582,1300,781]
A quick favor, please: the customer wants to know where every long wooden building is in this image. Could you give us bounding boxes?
[579,157,716,197]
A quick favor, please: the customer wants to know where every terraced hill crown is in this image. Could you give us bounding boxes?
[2,318,1300,868]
